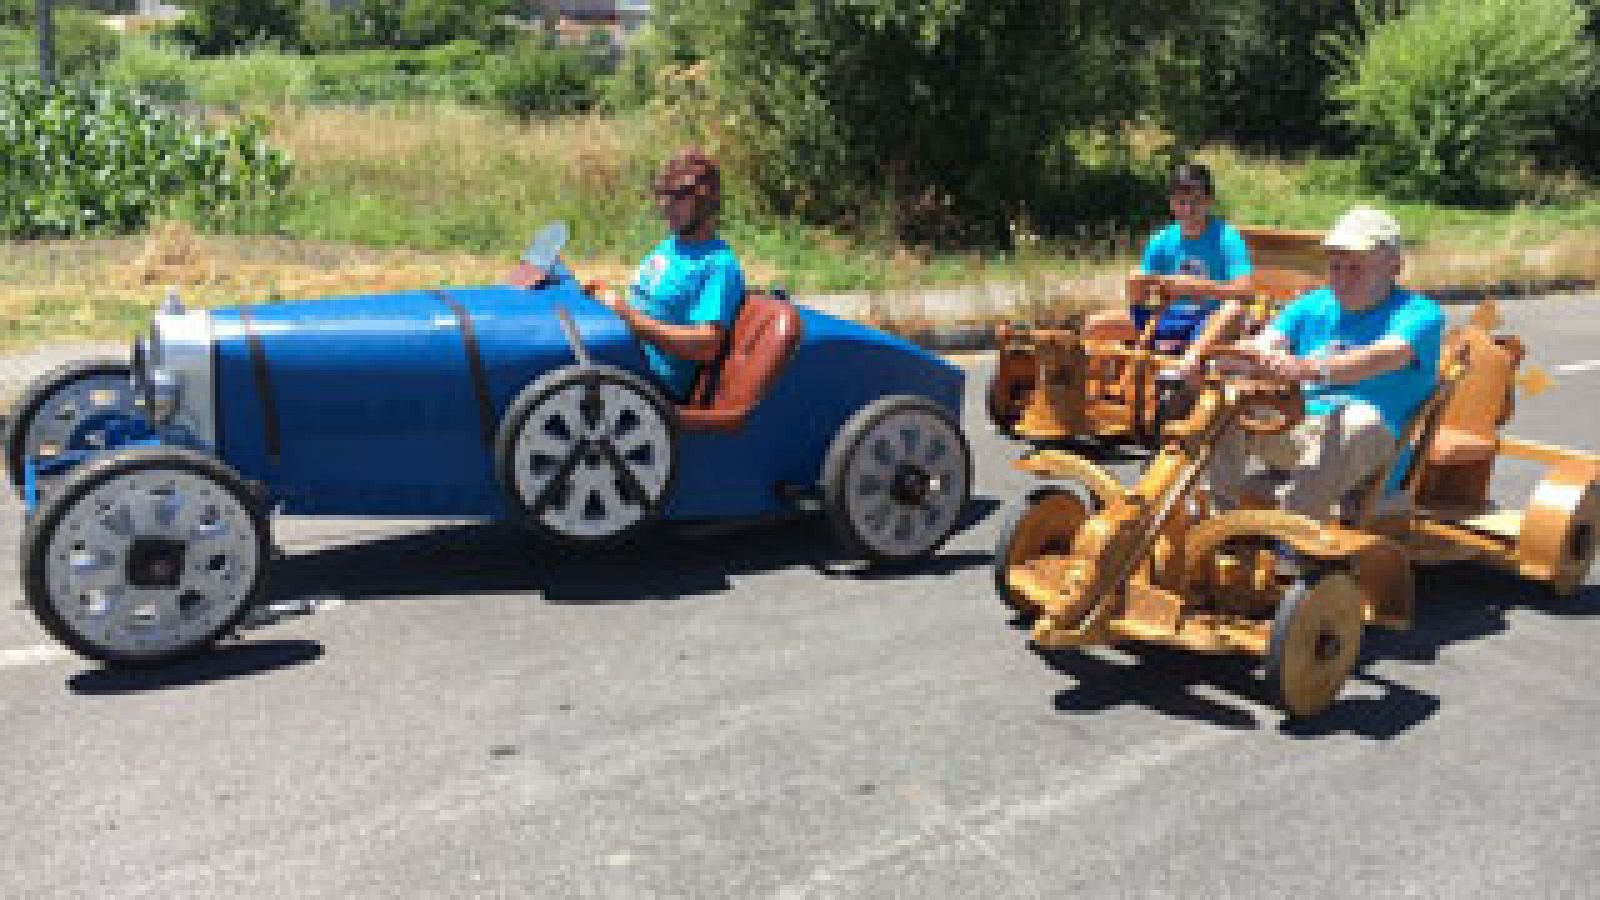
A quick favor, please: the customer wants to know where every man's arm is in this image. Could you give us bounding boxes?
[614,308,725,362]
[602,257,743,363]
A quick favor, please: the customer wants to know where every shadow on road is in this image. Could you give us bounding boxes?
[261,499,1000,611]
[67,640,324,695]
[1033,563,1600,739]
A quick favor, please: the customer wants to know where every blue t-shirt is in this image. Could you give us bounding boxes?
[629,236,745,399]
[1266,286,1444,438]
[1135,218,1254,342]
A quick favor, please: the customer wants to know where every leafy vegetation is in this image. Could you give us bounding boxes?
[1327,0,1594,203]
[651,0,1200,248]
[0,78,292,238]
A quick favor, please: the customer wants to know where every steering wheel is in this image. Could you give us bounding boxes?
[1206,344,1306,436]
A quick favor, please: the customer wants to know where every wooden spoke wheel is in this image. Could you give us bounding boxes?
[993,483,1097,615]
[1265,568,1364,719]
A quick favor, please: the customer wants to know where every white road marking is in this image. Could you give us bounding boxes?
[0,642,72,669]
[1556,359,1600,373]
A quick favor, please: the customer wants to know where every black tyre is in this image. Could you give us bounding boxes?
[993,482,1099,615]
[822,395,972,564]
[5,358,134,494]
[495,364,679,549]
[23,447,271,667]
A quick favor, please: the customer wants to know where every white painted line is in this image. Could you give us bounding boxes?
[1557,359,1600,373]
[0,642,73,670]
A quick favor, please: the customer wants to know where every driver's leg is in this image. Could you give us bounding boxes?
[1279,402,1395,519]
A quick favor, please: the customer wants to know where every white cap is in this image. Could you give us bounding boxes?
[1323,206,1402,252]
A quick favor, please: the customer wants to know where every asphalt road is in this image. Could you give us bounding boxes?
[2,294,1599,898]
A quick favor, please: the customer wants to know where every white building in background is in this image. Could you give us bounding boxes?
[104,1,185,34]
[548,1,654,42]
[133,1,184,18]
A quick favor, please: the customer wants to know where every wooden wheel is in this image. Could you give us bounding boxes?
[1265,568,1364,718]
[1520,464,1600,597]
[987,345,1037,436]
[993,483,1096,614]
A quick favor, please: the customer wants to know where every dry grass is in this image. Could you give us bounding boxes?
[0,221,581,347]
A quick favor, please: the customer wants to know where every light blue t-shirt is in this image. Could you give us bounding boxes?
[1266,286,1444,438]
[629,236,745,399]
[1136,217,1253,342]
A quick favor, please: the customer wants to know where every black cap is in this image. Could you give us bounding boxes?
[1170,162,1214,197]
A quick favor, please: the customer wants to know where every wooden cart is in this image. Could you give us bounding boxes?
[994,304,1600,717]
[989,227,1326,447]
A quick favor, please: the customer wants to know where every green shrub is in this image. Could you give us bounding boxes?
[1535,0,1600,175]
[0,77,293,237]
[173,0,303,56]
[657,0,1199,248]
[104,37,503,106]
[0,9,121,78]
[485,40,599,117]
[1328,0,1594,203]
[1146,1,1364,154]
[318,0,520,52]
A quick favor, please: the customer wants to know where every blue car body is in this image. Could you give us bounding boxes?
[27,279,964,523]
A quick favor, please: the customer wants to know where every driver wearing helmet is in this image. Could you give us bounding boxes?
[598,149,746,401]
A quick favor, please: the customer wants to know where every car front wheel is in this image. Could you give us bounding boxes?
[23,447,270,667]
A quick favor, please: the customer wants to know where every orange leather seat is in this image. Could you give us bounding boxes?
[679,291,804,434]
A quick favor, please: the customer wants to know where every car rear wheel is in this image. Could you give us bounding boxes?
[822,395,972,565]
[496,365,679,548]
[22,447,269,667]
[5,358,135,495]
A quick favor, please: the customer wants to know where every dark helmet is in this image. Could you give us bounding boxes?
[654,148,723,221]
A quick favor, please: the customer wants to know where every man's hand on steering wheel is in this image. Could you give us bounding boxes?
[1259,352,1317,384]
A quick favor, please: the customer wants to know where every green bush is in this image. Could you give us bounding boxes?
[0,77,293,237]
[1146,1,1363,154]
[315,0,520,52]
[104,37,502,106]
[1328,0,1594,203]
[1536,0,1600,175]
[485,40,599,117]
[173,0,302,56]
[657,0,1199,248]
[0,9,121,78]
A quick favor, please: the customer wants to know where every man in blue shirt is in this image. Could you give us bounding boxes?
[1085,163,1254,377]
[599,149,745,401]
[1208,206,1445,519]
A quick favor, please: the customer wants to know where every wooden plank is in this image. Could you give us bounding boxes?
[1499,436,1600,469]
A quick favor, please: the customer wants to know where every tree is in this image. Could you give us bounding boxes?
[1145,1,1365,153]
[657,0,1194,246]
[331,0,519,51]
[1328,0,1593,202]
[174,0,303,55]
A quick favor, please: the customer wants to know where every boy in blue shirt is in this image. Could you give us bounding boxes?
[1208,207,1445,519]
[1085,163,1254,378]
[599,149,745,401]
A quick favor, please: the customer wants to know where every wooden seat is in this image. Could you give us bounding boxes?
[1428,429,1497,465]
[678,290,803,434]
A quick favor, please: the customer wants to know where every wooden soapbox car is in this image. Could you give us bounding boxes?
[987,228,1326,448]
[994,303,1599,717]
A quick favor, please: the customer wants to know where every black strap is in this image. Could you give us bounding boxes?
[238,309,281,466]
[436,290,496,448]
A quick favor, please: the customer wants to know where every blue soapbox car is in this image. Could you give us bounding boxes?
[5,225,972,665]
